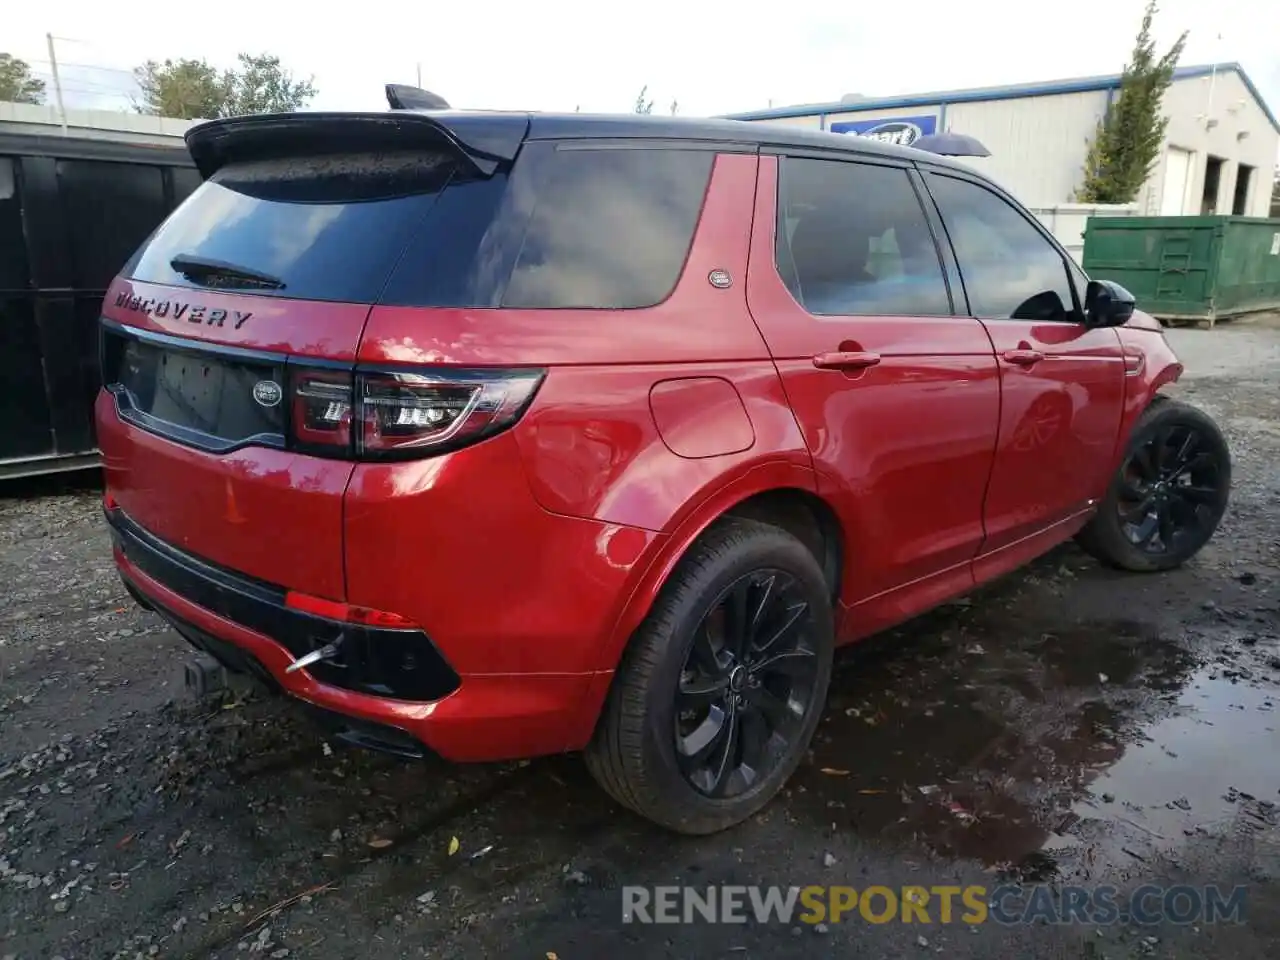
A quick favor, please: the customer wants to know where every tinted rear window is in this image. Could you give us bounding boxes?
[502,147,714,310]
[129,150,460,303]
[128,142,714,310]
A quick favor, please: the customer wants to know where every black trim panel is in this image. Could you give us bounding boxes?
[151,597,432,759]
[108,507,461,703]
[101,316,293,366]
[106,384,288,456]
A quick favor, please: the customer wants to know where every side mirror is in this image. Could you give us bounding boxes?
[1084,279,1136,327]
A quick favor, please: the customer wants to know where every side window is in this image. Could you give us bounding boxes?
[775,157,950,317]
[926,173,1079,322]
[502,147,714,310]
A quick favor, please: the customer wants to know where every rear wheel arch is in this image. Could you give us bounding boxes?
[584,513,836,833]
[566,472,843,753]
[720,488,842,603]
[600,474,843,672]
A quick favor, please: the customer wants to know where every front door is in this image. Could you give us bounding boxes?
[921,171,1126,576]
[746,154,1001,640]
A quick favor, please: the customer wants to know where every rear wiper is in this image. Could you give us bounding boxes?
[170,254,286,290]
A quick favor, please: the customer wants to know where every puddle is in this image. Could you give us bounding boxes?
[794,614,1280,878]
[1071,672,1280,850]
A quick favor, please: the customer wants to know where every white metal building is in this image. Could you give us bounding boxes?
[723,63,1279,219]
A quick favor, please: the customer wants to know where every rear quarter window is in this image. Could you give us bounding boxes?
[501,146,714,310]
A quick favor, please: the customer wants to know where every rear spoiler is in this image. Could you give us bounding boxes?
[184,109,527,179]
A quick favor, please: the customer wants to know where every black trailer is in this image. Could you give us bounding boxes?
[1,131,201,479]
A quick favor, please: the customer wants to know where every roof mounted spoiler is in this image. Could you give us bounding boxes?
[386,84,451,111]
[185,111,526,179]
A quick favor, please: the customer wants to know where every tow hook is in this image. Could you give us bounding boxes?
[183,654,231,697]
[285,633,346,675]
[183,654,264,698]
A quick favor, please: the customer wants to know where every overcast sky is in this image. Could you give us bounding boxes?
[7,0,1279,127]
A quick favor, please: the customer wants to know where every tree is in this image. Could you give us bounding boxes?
[669,98,679,116]
[134,52,316,119]
[634,85,654,115]
[0,53,45,105]
[134,58,226,119]
[222,53,316,116]
[1075,1,1187,204]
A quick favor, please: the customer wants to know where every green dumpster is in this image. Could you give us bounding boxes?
[1081,215,1280,327]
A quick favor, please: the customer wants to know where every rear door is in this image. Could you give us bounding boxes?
[98,128,488,599]
[920,170,1125,574]
[746,153,1001,638]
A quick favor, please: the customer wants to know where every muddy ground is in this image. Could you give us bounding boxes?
[2,318,1278,960]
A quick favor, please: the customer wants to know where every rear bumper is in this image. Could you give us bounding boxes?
[108,506,601,761]
[108,506,461,701]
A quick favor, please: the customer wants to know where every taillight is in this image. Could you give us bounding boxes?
[358,369,543,456]
[287,366,543,460]
[291,369,354,452]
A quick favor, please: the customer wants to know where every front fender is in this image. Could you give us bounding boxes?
[1113,325,1184,469]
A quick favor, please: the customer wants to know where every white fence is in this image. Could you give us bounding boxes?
[1028,202,1140,264]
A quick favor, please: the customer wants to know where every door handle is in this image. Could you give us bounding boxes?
[1002,349,1044,366]
[813,351,882,370]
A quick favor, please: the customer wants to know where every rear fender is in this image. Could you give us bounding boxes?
[563,461,820,751]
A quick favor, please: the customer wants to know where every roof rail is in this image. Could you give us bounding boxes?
[386,84,451,111]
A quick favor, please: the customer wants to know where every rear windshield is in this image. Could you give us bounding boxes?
[128,141,716,309]
[129,150,461,303]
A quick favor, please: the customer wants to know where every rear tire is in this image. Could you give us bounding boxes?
[1076,397,1231,572]
[585,518,834,834]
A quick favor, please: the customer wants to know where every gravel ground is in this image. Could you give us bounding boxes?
[2,316,1278,959]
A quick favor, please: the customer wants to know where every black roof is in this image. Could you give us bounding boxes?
[520,112,970,168]
[185,108,973,179]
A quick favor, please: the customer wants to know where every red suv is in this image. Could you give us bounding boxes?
[98,93,1231,834]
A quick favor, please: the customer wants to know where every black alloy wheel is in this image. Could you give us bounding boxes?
[674,570,820,798]
[1076,397,1231,573]
[1116,421,1227,556]
[586,518,835,835]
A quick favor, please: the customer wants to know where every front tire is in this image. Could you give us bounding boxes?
[585,518,834,834]
[1076,397,1231,572]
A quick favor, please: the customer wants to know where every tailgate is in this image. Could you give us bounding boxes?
[98,390,353,600]
[98,287,364,599]
[96,112,523,600]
